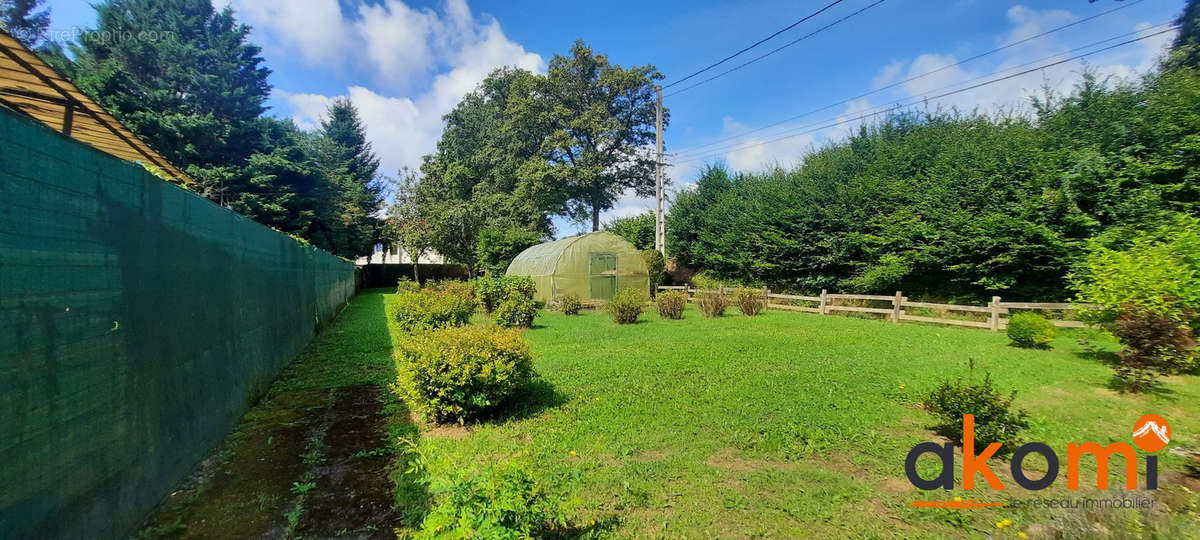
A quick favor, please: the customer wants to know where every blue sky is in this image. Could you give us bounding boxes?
[44,0,1182,236]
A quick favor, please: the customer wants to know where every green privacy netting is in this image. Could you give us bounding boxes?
[0,107,356,539]
[506,231,649,303]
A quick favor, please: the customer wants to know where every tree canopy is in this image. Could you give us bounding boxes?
[47,0,383,257]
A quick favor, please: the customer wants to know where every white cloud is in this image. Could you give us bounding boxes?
[233,0,544,176]
[872,60,906,89]
[1003,5,1075,47]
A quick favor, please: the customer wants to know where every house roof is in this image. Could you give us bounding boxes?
[0,28,193,184]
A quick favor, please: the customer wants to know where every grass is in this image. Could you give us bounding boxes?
[404,301,1200,538]
[138,289,412,538]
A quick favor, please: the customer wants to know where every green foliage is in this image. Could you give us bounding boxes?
[471,276,506,314]
[923,364,1030,455]
[1073,215,1200,326]
[668,66,1200,301]
[501,275,537,301]
[0,0,50,48]
[397,279,420,293]
[606,287,647,324]
[642,249,666,292]
[414,463,569,539]
[426,280,474,301]
[388,289,476,332]
[53,1,386,256]
[1111,310,1198,392]
[606,212,655,250]
[395,325,534,423]
[655,291,686,319]
[494,294,538,329]
[696,291,729,318]
[418,42,664,240]
[1006,312,1056,349]
[735,287,766,316]
[477,227,542,276]
[554,292,582,315]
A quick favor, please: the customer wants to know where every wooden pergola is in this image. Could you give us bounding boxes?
[0,28,193,184]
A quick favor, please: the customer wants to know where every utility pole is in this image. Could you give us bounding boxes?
[654,85,665,255]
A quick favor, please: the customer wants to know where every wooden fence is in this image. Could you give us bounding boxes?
[656,286,1095,331]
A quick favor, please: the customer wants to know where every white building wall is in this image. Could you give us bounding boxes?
[355,244,448,266]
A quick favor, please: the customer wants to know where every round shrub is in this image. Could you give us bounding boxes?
[396,325,534,423]
[1007,312,1056,348]
[696,291,729,318]
[494,293,538,328]
[501,275,537,301]
[655,290,686,319]
[735,287,766,316]
[397,279,420,293]
[554,292,582,315]
[389,289,476,332]
[606,287,647,324]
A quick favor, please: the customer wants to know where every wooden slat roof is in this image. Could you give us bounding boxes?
[0,28,193,184]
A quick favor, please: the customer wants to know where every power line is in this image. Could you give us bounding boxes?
[671,25,1178,166]
[672,0,1148,157]
[665,0,889,98]
[674,21,1175,160]
[662,0,847,89]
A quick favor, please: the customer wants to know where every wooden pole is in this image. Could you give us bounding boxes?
[819,289,828,315]
[763,287,770,310]
[892,291,902,323]
[989,296,1002,331]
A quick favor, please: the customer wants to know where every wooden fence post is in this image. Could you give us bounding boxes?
[892,291,902,323]
[819,289,828,315]
[763,287,770,310]
[989,296,1002,331]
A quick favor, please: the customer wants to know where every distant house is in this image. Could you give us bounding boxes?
[355,244,447,266]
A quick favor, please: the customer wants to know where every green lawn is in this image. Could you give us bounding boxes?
[405,299,1200,538]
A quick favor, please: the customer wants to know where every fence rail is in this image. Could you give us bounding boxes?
[657,285,1095,332]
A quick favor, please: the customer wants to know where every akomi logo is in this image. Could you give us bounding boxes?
[905,414,1170,503]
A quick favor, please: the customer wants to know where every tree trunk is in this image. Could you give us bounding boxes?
[591,192,600,232]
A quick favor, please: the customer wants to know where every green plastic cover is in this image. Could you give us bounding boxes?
[505,231,649,303]
[0,107,356,538]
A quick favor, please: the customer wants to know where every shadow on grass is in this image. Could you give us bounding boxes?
[1074,349,1122,368]
[1101,375,1178,399]
[485,378,569,425]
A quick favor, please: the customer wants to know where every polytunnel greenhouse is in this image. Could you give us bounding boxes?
[505,231,650,303]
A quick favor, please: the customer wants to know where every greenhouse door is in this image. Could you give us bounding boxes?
[589,252,617,300]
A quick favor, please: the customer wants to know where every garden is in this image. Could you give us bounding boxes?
[140,248,1200,537]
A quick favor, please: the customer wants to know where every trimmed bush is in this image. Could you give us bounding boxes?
[554,292,582,315]
[501,275,537,301]
[696,291,728,318]
[923,364,1030,456]
[389,289,476,332]
[655,290,686,319]
[494,293,538,328]
[607,287,647,324]
[735,287,766,316]
[397,278,420,293]
[1006,312,1056,348]
[396,325,534,423]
